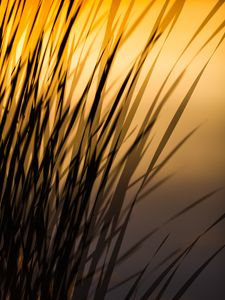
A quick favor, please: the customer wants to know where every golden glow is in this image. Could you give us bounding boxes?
[1,0,224,182]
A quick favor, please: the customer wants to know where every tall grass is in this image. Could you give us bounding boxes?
[0,0,224,299]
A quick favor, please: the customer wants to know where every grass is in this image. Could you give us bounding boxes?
[0,0,224,299]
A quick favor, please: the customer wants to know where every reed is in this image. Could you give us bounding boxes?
[0,1,224,299]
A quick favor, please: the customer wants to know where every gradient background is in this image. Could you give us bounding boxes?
[2,0,225,299]
[104,1,225,299]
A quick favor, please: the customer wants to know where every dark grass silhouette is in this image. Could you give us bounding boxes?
[0,0,224,299]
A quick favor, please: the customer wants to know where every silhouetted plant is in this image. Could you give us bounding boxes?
[0,1,224,299]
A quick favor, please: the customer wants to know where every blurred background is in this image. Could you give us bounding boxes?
[4,0,225,298]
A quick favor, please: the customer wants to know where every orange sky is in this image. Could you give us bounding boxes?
[1,0,225,184]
